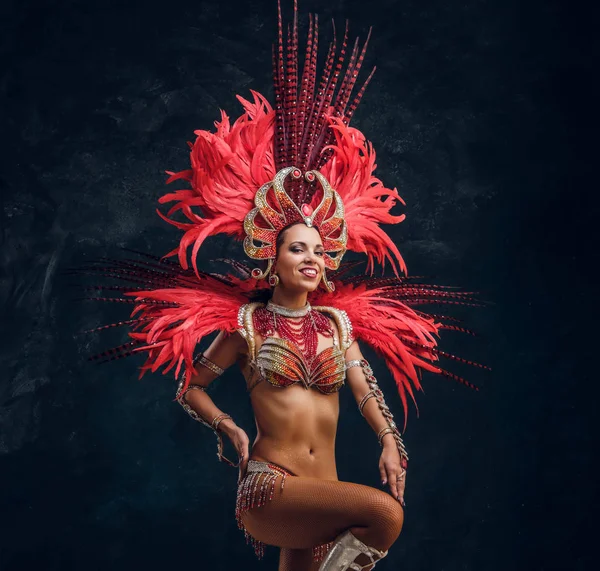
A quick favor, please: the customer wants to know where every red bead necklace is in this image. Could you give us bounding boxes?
[253,301,333,362]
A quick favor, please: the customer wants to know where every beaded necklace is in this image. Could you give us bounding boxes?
[253,301,334,362]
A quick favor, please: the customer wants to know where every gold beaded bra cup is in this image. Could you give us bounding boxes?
[241,302,350,394]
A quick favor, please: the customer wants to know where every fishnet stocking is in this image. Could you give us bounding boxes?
[239,473,403,570]
[278,547,322,571]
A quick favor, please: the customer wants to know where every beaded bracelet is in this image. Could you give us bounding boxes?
[211,413,231,431]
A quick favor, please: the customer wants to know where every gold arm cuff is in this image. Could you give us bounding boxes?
[345,359,362,370]
[193,354,225,376]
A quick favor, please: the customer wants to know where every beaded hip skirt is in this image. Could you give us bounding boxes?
[235,459,333,561]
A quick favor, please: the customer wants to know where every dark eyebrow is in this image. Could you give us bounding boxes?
[289,241,324,249]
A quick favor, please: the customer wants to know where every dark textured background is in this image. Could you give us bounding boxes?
[0,0,593,569]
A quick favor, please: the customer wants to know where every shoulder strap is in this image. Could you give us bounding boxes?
[312,306,354,351]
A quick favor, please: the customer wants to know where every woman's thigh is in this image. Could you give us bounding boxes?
[240,474,404,551]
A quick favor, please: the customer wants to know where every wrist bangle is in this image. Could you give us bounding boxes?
[211,413,232,432]
[377,427,395,445]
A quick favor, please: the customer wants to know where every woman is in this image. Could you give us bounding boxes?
[177,220,405,570]
[80,3,480,570]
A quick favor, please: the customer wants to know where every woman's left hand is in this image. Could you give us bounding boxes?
[379,439,407,506]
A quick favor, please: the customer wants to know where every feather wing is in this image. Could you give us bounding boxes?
[311,273,487,427]
[68,251,266,393]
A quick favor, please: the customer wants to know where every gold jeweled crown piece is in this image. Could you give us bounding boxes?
[243,167,347,287]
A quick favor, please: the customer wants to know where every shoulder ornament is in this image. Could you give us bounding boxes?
[237,302,264,360]
[312,305,354,351]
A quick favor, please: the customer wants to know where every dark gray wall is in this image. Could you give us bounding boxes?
[0,0,592,570]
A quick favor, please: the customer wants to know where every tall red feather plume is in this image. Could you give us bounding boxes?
[157,91,276,277]
[157,2,406,279]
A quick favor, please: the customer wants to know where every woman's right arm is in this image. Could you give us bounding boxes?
[177,330,251,477]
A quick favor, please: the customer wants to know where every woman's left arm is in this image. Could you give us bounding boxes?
[345,340,408,506]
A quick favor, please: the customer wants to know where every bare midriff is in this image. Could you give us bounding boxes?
[241,331,341,481]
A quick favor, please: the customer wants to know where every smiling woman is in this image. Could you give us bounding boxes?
[184,222,406,568]
[273,224,326,294]
[75,2,484,570]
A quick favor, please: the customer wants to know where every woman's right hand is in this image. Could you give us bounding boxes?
[221,419,250,481]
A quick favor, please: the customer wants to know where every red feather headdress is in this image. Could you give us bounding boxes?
[157,0,406,286]
[71,1,486,424]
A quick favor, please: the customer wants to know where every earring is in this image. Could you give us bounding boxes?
[321,268,335,292]
[268,273,280,287]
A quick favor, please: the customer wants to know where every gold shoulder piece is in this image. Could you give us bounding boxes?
[312,306,354,351]
[237,302,264,360]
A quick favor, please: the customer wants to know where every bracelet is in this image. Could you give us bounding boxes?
[358,390,376,415]
[193,353,225,376]
[377,427,395,444]
[357,359,409,465]
[176,383,239,468]
[211,413,232,431]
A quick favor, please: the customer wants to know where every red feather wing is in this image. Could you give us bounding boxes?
[311,274,487,426]
[69,251,264,392]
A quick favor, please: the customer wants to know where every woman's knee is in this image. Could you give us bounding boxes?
[368,492,404,547]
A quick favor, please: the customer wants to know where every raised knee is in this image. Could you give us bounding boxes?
[374,494,404,545]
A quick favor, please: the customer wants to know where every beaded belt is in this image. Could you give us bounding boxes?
[245,459,294,476]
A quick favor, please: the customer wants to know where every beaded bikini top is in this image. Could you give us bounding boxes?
[237,302,354,394]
